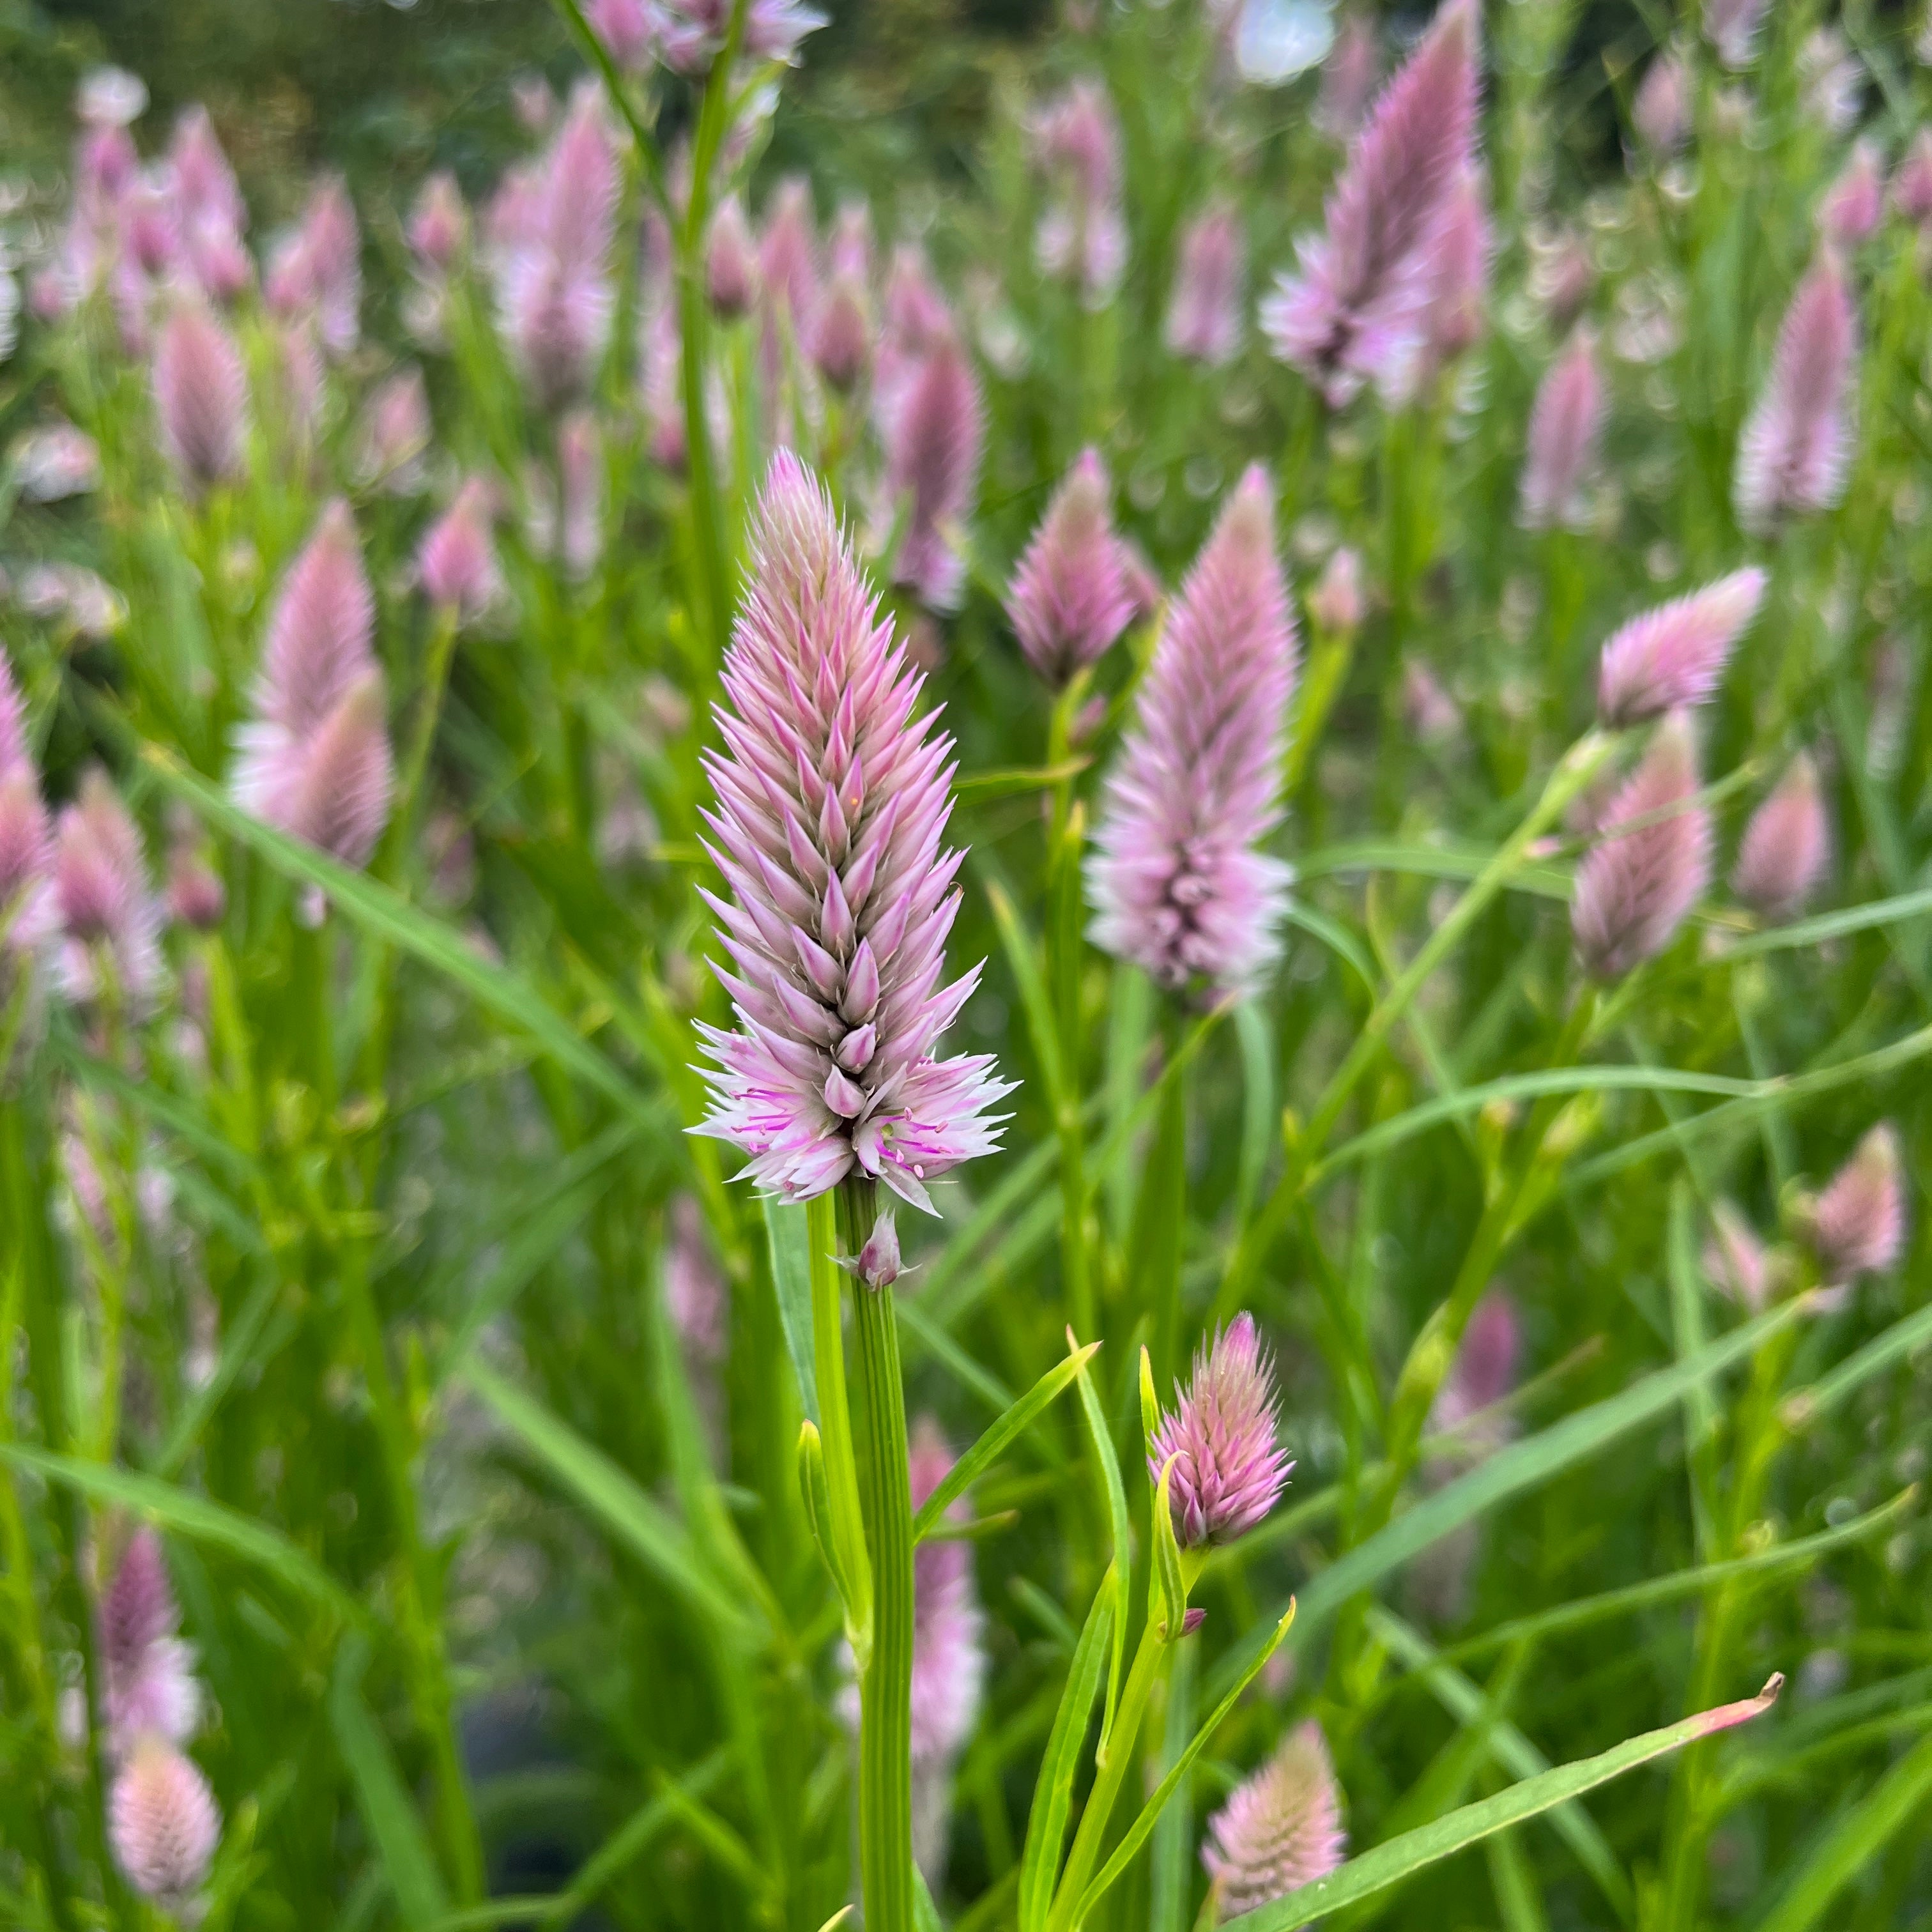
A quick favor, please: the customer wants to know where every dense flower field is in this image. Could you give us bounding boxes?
[1,0,1929,1926]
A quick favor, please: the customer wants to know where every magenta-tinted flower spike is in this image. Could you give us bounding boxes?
[418,478,504,627]
[232,501,394,873]
[1705,0,1767,68]
[694,452,1012,1209]
[1733,253,1859,535]
[1705,1200,1772,1310]
[265,178,362,358]
[408,171,469,273]
[830,200,874,284]
[1148,1314,1292,1547]
[707,195,760,319]
[1166,202,1247,366]
[556,409,605,581]
[1005,448,1140,686]
[168,107,250,303]
[1203,1722,1346,1919]
[493,84,618,410]
[1733,752,1829,919]
[1408,164,1491,390]
[1894,131,1932,229]
[1596,569,1765,726]
[98,1526,201,1751]
[357,365,431,491]
[1632,50,1690,157]
[109,1738,220,1906]
[1820,140,1884,245]
[811,272,873,392]
[1519,331,1606,531]
[1807,1123,1906,1285]
[152,299,249,494]
[884,334,985,613]
[1032,79,1129,305]
[1087,467,1298,995]
[758,176,822,337]
[655,0,826,73]
[908,1420,986,1768]
[0,654,57,958]
[1308,546,1365,636]
[1571,713,1712,979]
[587,0,655,68]
[55,772,164,1009]
[1261,0,1480,407]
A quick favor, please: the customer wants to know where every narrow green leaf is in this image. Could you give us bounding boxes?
[987,877,1065,1103]
[1019,1575,1116,1932]
[764,1195,820,1423]
[1071,1337,1130,1742]
[954,758,1092,799]
[1233,1000,1275,1231]
[463,1361,758,1645]
[0,1444,358,1623]
[330,1636,451,1928]
[154,1262,284,1477]
[1788,1300,1932,1427]
[1224,1678,1784,1931]
[1719,881,1932,961]
[912,1341,1098,1542]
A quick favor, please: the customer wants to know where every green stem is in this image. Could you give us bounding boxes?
[847,1180,914,1932]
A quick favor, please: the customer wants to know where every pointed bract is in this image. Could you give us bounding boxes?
[1005,448,1139,685]
[1204,1722,1346,1918]
[1808,1123,1906,1284]
[1733,752,1829,919]
[1149,1314,1292,1547]
[1596,569,1765,725]
[694,452,1011,1208]
[1087,467,1298,995]
[1519,331,1606,532]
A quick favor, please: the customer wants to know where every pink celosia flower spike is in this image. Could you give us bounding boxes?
[410,171,469,273]
[1632,50,1690,157]
[1004,448,1140,686]
[884,334,985,613]
[54,771,164,1009]
[1166,202,1247,366]
[811,272,873,393]
[231,501,394,872]
[1705,1200,1772,1311]
[1705,0,1767,68]
[588,0,655,68]
[1148,1314,1292,1547]
[1032,79,1129,306]
[1733,253,1859,535]
[167,108,250,303]
[98,1526,202,1751]
[418,477,505,628]
[908,1420,986,1769]
[1596,569,1766,726]
[1261,0,1480,406]
[0,653,57,959]
[1308,546,1365,636]
[1087,466,1298,995]
[1807,1123,1906,1285]
[1407,164,1491,393]
[1820,140,1884,246]
[707,195,760,319]
[1203,1722,1346,1919]
[694,451,1012,1209]
[109,1737,220,1906]
[265,178,362,358]
[1519,331,1606,532]
[152,299,249,494]
[1733,752,1829,919]
[656,0,825,74]
[1571,712,1712,979]
[1894,130,1932,230]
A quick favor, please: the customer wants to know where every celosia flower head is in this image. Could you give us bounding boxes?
[707,195,760,318]
[811,272,873,392]
[1004,448,1140,685]
[98,1526,201,1750]
[1087,466,1298,995]
[1032,79,1129,305]
[1407,164,1491,391]
[1733,752,1829,919]
[1203,1722,1346,1918]
[1571,713,1712,979]
[232,501,394,871]
[0,654,56,956]
[356,365,431,491]
[265,178,361,357]
[830,200,874,284]
[109,1738,220,1905]
[1148,1313,1292,1547]
[408,171,469,273]
[758,176,821,333]
[1261,0,1480,406]
[588,0,655,68]
[664,1195,728,1365]
[1807,1123,1906,1284]
[167,108,250,302]
[884,334,985,613]
[152,299,248,494]
[1632,50,1690,157]
[694,452,1011,1209]
[1705,0,1767,68]
[1595,569,1765,725]
[100,1528,177,1683]
[1436,1292,1520,1432]
[1308,546,1365,636]
[655,0,826,73]
[908,1420,985,1767]
[418,477,504,626]
[1705,1200,1772,1311]
[1733,253,1859,535]
[1165,202,1247,366]
[1519,331,1606,532]
[1820,141,1884,245]
[1894,131,1932,229]
[54,771,164,1008]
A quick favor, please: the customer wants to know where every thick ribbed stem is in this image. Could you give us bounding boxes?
[847,1182,914,1932]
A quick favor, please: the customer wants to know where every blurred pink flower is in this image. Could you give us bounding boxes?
[408,171,470,273]
[556,408,605,580]
[167,107,250,303]
[1799,29,1864,137]
[1165,202,1246,366]
[1632,50,1690,157]
[1032,79,1128,305]
[1733,752,1829,919]
[1571,713,1711,979]
[98,1527,202,1752]
[664,1195,729,1365]
[418,477,505,626]
[1087,467,1297,995]
[1408,165,1491,391]
[1807,1123,1906,1285]
[641,298,687,471]
[54,770,164,1009]
[908,1419,986,1769]
[1261,0,1480,406]
[1519,330,1605,531]
[1595,569,1765,726]
[883,333,985,613]
[1316,16,1381,140]
[707,194,760,319]
[1308,546,1365,636]
[1819,140,1884,245]
[1149,1314,1292,1549]
[265,178,361,357]
[167,839,226,932]
[13,421,102,503]
[151,298,249,494]
[810,272,872,392]
[1893,130,1932,229]
[1705,0,1767,68]
[109,1738,219,1906]
[587,0,655,68]
[1705,1200,1772,1311]
[1203,1722,1345,1918]
[877,245,957,427]
[1004,448,1140,685]
[1734,253,1859,534]
[356,365,431,491]
[655,0,825,74]
[694,451,1011,1209]
[77,66,146,130]
[0,654,56,960]
[829,199,874,284]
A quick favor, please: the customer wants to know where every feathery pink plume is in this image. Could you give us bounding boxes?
[167,107,250,303]
[1733,252,1859,535]
[109,1738,219,1906]
[758,176,822,335]
[1307,546,1365,636]
[1407,164,1491,392]
[877,245,957,427]
[1433,1292,1520,1436]
[908,1419,986,1768]
[54,770,164,1009]
[830,200,874,284]
[167,839,226,932]
[1705,0,1767,68]
[1148,1314,1292,1547]
[1204,1722,1346,1918]
[1595,569,1766,726]
[1893,130,1932,229]
[707,194,760,318]
[1087,467,1298,995]
[1519,330,1606,531]
[0,653,56,956]
[408,171,469,273]
[1261,0,1480,406]
[1004,448,1140,685]
[811,272,873,392]
[418,478,504,626]
[1733,752,1828,919]
[1165,202,1247,366]
[98,1528,202,1752]
[884,334,985,613]
[1808,1123,1906,1284]
[1032,79,1128,305]
[655,0,825,74]
[1820,140,1884,245]
[587,0,655,68]
[357,365,431,491]
[99,1528,177,1686]
[1571,713,1711,979]
[1632,50,1690,157]
[694,452,1011,1209]
[1705,1200,1772,1311]
[265,178,361,357]
[151,299,248,494]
